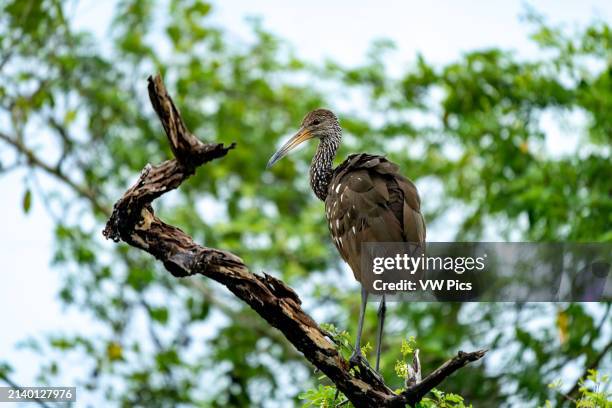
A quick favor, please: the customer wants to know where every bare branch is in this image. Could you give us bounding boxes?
[103,74,486,407]
[400,349,488,406]
[0,373,53,408]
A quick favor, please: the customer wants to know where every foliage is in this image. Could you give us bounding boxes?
[0,1,610,407]
[299,336,472,407]
[544,370,612,407]
[394,337,417,381]
[299,385,339,408]
[416,389,471,408]
[574,370,612,408]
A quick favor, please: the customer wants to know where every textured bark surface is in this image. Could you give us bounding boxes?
[103,74,486,407]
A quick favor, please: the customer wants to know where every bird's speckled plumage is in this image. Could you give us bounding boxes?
[302,109,342,200]
[325,153,426,282]
[303,109,426,282]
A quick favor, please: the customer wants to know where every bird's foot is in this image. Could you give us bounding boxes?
[348,351,385,385]
[348,351,369,369]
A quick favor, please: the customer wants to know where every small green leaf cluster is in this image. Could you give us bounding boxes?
[299,334,472,407]
[395,336,417,381]
[543,369,611,408]
[416,389,470,408]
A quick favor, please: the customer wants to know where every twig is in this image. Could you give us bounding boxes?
[0,373,54,408]
[399,349,488,406]
[0,131,109,216]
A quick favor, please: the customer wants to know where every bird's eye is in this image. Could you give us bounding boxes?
[311,120,321,126]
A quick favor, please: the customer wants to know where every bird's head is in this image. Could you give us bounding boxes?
[267,108,340,168]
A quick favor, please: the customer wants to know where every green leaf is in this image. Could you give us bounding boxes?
[64,110,77,125]
[22,189,32,214]
[150,307,169,324]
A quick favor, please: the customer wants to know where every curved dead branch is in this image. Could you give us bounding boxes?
[103,74,486,407]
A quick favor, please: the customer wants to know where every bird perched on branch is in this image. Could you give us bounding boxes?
[267,109,426,372]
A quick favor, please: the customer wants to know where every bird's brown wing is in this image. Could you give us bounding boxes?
[325,154,426,283]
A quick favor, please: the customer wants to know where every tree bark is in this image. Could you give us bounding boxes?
[103,74,486,407]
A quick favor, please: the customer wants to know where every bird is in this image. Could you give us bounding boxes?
[267,108,426,372]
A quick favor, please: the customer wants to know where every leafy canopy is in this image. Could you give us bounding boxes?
[0,1,610,406]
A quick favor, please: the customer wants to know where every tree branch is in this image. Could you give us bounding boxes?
[0,131,109,216]
[399,349,488,406]
[0,373,53,408]
[103,74,486,407]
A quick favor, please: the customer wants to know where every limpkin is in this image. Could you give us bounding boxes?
[267,109,426,371]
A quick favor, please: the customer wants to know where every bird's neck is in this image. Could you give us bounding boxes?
[310,135,340,201]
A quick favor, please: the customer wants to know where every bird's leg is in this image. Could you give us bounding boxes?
[349,286,368,366]
[375,294,386,372]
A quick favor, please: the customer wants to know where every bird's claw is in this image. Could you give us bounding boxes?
[348,352,385,385]
[348,351,368,369]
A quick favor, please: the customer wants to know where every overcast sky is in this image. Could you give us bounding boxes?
[1,0,611,393]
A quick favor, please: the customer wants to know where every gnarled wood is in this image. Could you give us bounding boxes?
[103,74,486,407]
[400,349,488,406]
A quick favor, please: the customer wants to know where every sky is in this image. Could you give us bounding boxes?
[1,0,611,397]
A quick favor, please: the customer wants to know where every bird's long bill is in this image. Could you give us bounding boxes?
[266,127,313,168]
